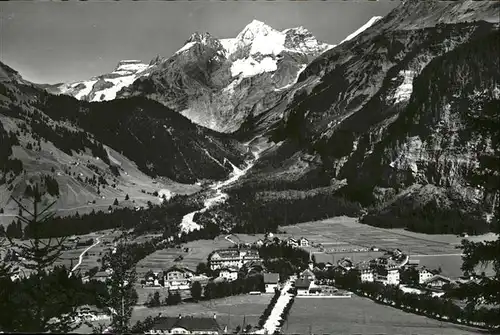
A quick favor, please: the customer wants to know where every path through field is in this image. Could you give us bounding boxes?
[69,235,105,277]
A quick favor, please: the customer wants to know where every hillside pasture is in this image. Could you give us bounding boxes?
[0,117,201,227]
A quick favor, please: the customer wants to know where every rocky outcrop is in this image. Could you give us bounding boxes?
[235,0,500,233]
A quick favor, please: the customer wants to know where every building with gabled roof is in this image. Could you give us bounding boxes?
[163,266,194,290]
[146,314,221,334]
[424,274,454,290]
[218,267,239,282]
[208,248,261,270]
[264,273,280,293]
[295,278,312,295]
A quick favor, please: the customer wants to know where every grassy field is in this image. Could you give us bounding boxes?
[136,234,264,276]
[74,294,271,334]
[280,216,496,279]
[131,294,270,332]
[285,296,486,334]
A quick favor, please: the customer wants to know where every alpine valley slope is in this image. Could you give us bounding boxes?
[196,0,500,235]
[51,20,337,133]
[0,61,249,221]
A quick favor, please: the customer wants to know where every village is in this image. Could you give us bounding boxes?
[70,231,476,334]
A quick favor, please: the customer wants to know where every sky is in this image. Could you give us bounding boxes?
[0,1,399,84]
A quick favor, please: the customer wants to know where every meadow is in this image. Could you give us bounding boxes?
[74,294,271,334]
[280,216,496,278]
[285,296,487,334]
[136,234,264,276]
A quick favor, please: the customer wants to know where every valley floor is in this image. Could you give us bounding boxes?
[281,216,496,278]
[285,295,487,334]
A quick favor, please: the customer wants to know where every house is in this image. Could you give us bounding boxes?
[392,249,403,257]
[208,248,261,270]
[146,314,221,335]
[299,237,310,248]
[145,271,156,286]
[324,262,334,269]
[264,273,280,293]
[254,239,264,247]
[377,255,399,269]
[218,267,239,282]
[163,266,194,290]
[295,278,312,295]
[359,267,374,283]
[287,238,299,248]
[299,268,316,281]
[92,271,110,283]
[418,267,434,284]
[337,257,354,271]
[144,271,163,287]
[375,268,400,285]
[424,275,454,290]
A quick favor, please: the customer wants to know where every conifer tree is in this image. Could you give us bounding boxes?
[3,185,79,332]
[89,241,138,334]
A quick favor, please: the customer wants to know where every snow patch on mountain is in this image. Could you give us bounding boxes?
[175,42,197,55]
[339,16,383,44]
[231,56,278,77]
[97,75,137,101]
[392,70,417,104]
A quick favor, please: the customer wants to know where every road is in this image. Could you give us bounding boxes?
[254,279,295,334]
[225,234,238,245]
[69,235,104,277]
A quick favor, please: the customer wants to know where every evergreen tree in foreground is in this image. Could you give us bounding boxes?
[89,241,138,334]
[2,185,79,332]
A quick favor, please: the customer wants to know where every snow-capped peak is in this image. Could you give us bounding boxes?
[114,60,149,73]
[339,16,383,44]
[236,19,276,42]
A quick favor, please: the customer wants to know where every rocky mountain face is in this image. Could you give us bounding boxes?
[0,61,248,216]
[120,20,334,133]
[223,0,500,234]
[50,20,333,133]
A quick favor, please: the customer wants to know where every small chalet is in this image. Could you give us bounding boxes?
[144,271,162,287]
[375,268,400,285]
[299,237,310,248]
[424,275,454,290]
[299,268,316,281]
[295,278,312,295]
[337,258,354,271]
[287,238,299,248]
[92,271,110,283]
[264,273,280,293]
[218,267,239,282]
[418,267,435,284]
[146,314,221,335]
[254,239,264,247]
[164,266,194,290]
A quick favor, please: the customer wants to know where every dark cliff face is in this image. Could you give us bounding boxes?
[235,0,500,232]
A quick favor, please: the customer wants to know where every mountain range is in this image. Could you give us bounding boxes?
[1,0,499,235]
